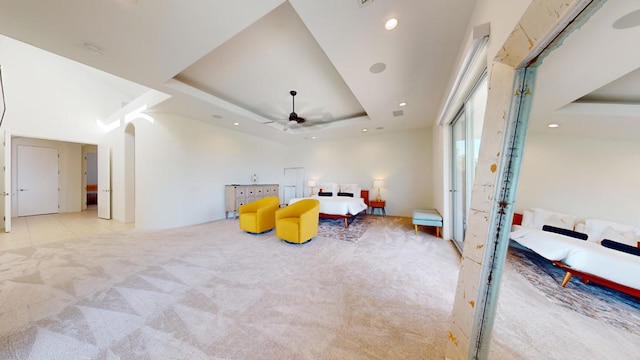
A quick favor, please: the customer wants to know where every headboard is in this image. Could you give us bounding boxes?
[360,189,370,207]
[512,213,523,226]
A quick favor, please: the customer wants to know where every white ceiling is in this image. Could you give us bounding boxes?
[529,0,640,141]
[0,0,477,144]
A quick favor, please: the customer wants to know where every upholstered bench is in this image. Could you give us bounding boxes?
[413,209,443,237]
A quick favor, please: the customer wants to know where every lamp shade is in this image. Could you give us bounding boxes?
[373,179,384,189]
[307,180,316,187]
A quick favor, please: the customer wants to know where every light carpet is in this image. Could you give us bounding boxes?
[0,216,458,359]
[1,215,639,359]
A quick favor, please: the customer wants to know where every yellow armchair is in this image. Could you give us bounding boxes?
[275,199,320,244]
[239,196,280,234]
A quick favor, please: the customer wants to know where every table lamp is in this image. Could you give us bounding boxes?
[307,179,316,196]
[373,179,384,200]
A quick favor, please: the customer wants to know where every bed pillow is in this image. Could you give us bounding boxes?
[337,192,354,197]
[531,208,575,230]
[521,210,534,228]
[318,192,333,197]
[584,219,636,243]
[340,184,361,197]
[600,226,638,247]
[542,225,588,241]
[320,183,339,195]
[601,239,640,257]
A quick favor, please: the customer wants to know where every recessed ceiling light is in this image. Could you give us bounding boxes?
[83,43,102,55]
[233,122,239,126]
[399,102,407,107]
[548,123,560,128]
[362,128,368,132]
[311,136,317,140]
[385,18,398,30]
[369,62,386,74]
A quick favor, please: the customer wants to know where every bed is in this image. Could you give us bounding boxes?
[86,183,98,205]
[510,208,640,298]
[288,182,369,228]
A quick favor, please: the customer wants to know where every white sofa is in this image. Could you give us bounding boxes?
[510,208,640,297]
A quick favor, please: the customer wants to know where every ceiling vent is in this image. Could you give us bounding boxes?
[393,110,404,117]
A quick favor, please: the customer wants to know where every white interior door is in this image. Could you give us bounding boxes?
[17,145,59,216]
[3,131,11,232]
[283,167,304,205]
[97,144,111,219]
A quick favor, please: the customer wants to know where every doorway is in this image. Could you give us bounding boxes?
[7,137,107,230]
[282,167,304,206]
[86,150,98,207]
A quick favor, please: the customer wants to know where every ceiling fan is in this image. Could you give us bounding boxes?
[287,90,306,125]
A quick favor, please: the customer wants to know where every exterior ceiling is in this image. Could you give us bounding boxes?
[529,0,640,140]
[0,0,477,144]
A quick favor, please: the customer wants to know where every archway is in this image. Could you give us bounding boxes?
[124,123,135,223]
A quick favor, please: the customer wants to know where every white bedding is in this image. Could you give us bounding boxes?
[510,226,640,290]
[289,195,367,216]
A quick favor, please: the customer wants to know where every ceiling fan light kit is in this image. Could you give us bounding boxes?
[288,90,305,124]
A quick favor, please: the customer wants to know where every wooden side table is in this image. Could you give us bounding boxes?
[369,200,386,216]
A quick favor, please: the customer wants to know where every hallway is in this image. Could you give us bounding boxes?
[0,207,134,252]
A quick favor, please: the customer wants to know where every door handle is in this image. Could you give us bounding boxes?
[19,188,29,192]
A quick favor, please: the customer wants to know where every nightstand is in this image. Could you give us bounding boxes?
[369,200,386,216]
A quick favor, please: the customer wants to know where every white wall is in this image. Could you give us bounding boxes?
[1,32,434,229]
[515,132,640,227]
[0,35,147,225]
[0,35,138,145]
[284,128,433,217]
[11,137,82,214]
[124,113,286,230]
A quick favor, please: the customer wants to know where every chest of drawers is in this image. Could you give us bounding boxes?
[225,184,279,218]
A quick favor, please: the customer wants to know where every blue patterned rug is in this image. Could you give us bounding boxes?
[508,246,640,335]
[317,214,374,242]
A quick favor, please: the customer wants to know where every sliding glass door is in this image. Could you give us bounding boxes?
[451,75,488,250]
[452,113,467,245]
